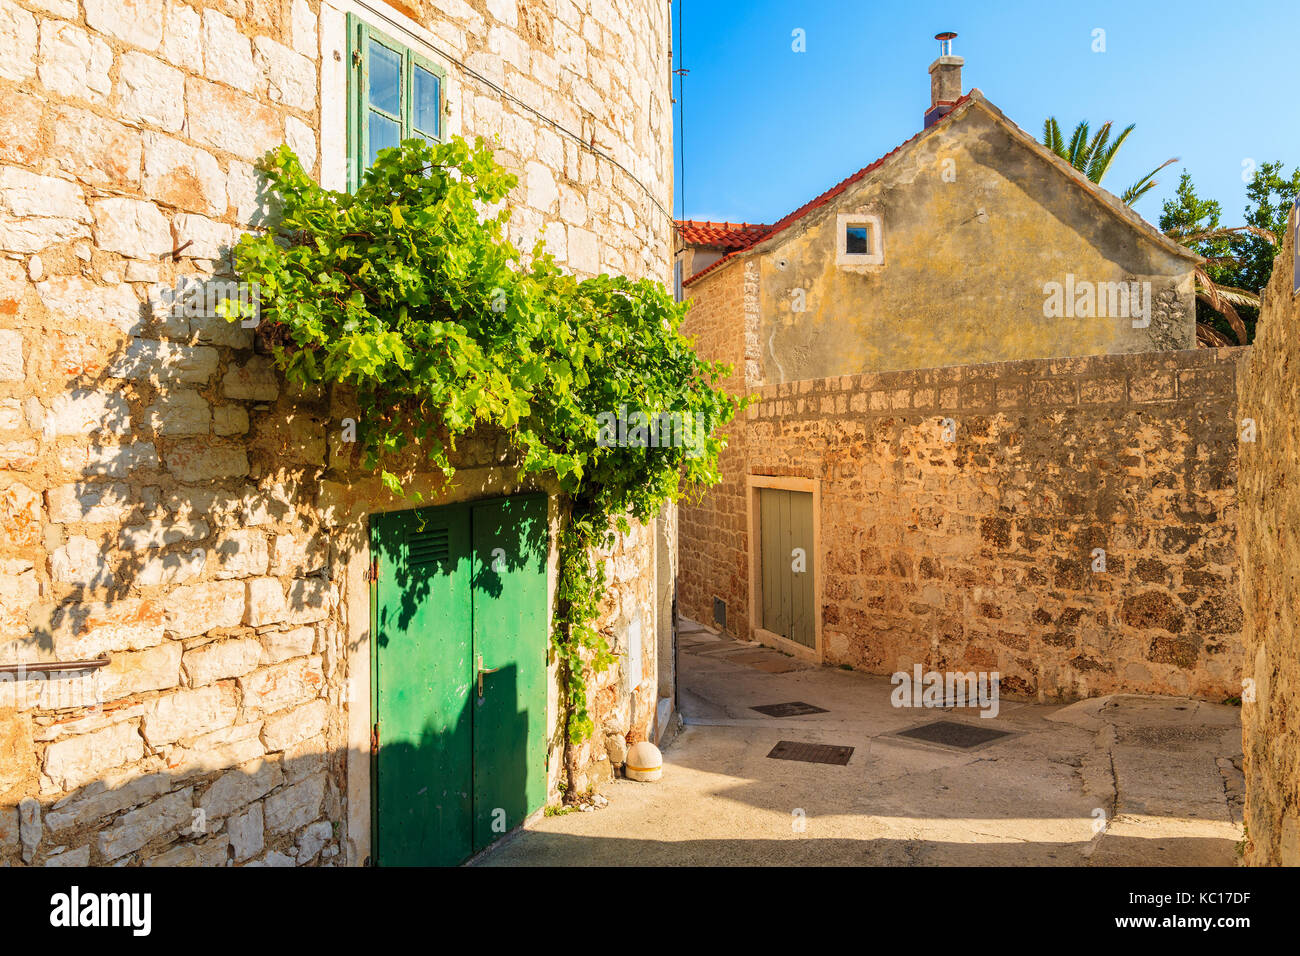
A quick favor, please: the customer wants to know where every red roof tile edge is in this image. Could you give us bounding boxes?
[676,220,773,249]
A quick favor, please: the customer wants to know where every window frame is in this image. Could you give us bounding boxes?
[835,212,884,267]
[346,13,446,191]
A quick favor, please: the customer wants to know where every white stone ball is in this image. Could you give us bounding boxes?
[625,741,663,782]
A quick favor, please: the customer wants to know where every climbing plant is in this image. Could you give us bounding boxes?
[229,136,742,796]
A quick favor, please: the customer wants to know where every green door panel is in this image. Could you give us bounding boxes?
[471,494,549,853]
[789,490,815,647]
[372,493,549,866]
[758,488,815,648]
[372,506,473,867]
[760,488,788,638]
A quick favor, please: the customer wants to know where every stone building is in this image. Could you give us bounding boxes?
[1238,200,1300,865]
[676,55,1199,379]
[676,44,1245,704]
[0,0,676,867]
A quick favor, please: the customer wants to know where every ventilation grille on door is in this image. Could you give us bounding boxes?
[407,526,450,566]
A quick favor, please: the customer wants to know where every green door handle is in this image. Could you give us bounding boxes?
[477,655,502,698]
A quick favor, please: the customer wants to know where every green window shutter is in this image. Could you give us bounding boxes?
[346,12,447,192]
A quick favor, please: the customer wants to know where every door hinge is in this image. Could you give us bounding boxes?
[366,559,379,582]
[370,722,379,756]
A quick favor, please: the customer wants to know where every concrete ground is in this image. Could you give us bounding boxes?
[475,620,1245,866]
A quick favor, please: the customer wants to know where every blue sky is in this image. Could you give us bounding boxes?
[671,0,1299,228]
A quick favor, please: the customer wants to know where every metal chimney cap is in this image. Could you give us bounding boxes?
[935,31,957,56]
[935,31,958,40]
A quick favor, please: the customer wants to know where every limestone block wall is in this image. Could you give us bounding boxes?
[679,346,1247,703]
[0,0,673,867]
[677,256,752,640]
[1238,204,1300,866]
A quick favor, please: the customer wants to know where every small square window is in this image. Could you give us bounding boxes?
[835,213,883,266]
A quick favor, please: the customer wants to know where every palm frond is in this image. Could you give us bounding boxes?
[1065,121,1091,171]
[1165,224,1276,245]
[1197,321,1235,348]
[1087,123,1134,184]
[1081,122,1116,181]
[1043,118,1064,156]
[1193,265,1249,344]
[1197,283,1260,308]
[1120,156,1178,205]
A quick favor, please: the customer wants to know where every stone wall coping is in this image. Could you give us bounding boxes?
[752,347,1248,416]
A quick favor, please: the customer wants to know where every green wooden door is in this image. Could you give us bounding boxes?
[470,495,548,852]
[759,488,815,648]
[372,494,548,866]
[372,506,473,867]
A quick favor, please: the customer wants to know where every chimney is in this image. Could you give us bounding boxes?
[924,32,963,128]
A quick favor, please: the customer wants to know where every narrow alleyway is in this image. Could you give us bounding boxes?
[475,620,1245,866]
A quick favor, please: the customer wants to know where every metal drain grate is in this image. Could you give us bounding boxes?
[751,702,828,718]
[896,720,1010,750]
[766,740,854,765]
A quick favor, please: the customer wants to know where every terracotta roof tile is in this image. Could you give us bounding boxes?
[676,220,773,249]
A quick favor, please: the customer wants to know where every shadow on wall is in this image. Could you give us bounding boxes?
[0,254,527,868]
[4,258,341,663]
[0,740,347,866]
[2,244,535,670]
[1,494,543,867]
[0,734,528,867]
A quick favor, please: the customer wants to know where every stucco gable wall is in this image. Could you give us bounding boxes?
[754,105,1195,383]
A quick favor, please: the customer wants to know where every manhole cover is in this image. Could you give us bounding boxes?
[751,702,828,718]
[896,720,1010,749]
[766,740,854,765]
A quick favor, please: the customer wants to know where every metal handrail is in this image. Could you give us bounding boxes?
[0,654,110,675]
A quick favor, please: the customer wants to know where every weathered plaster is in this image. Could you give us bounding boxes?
[714,100,1199,382]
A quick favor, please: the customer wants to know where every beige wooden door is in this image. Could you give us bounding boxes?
[758,488,815,648]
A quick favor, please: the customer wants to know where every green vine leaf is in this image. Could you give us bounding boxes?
[232,136,748,756]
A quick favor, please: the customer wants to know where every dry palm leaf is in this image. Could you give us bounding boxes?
[1196,321,1234,348]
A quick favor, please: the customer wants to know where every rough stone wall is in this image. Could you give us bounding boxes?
[1239,204,1299,865]
[676,259,752,642]
[680,346,1246,703]
[0,0,672,867]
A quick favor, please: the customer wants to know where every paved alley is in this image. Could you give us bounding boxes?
[476,620,1245,866]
